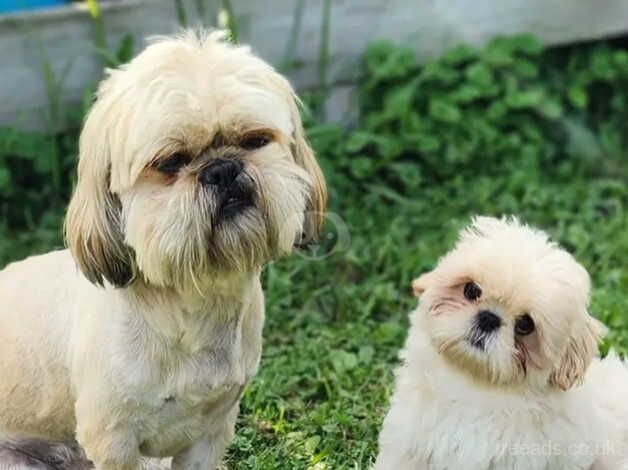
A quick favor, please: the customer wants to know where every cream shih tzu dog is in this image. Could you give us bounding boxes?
[0,30,326,469]
[375,216,628,470]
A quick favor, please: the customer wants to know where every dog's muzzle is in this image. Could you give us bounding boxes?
[468,310,502,350]
[199,159,254,218]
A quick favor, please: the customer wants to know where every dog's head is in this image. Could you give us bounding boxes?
[412,216,605,390]
[65,31,326,289]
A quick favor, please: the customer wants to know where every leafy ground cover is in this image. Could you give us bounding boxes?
[1,35,627,469]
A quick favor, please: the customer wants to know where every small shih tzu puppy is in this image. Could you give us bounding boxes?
[0,30,326,469]
[375,216,628,470]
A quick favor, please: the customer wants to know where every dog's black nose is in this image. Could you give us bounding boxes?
[476,310,502,333]
[199,158,242,188]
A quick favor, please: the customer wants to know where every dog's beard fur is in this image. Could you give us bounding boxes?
[123,152,311,290]
[413,216,605,391]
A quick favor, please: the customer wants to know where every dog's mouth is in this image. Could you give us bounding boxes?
[217,180,254,219]
[220,192,253,218]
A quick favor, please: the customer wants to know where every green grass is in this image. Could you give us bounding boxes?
[225,170,627,469]
[1,36,627,469]
[224,38,628,469]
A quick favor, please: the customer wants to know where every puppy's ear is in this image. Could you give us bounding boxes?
[550,315,606,391]
[64,88,136,288]
[412,271,435,297]
[290,99,327,241]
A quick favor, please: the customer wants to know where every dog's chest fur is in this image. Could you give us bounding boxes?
[377,329,617,470]
[106,290,263,457]
[136,373,243,458]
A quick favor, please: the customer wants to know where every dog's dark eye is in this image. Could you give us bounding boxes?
[463,282,482,301]
[515,314,535,336]
[157,153,189,174]
[241,134,271,150]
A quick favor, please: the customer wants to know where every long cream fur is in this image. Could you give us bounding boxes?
[0,30,326,470]
[376,216,628,470]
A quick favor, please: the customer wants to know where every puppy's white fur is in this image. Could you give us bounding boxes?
[0,31,326,470]
[376,216,628,470]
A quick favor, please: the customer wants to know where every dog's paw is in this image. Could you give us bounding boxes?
[139,457,172,470]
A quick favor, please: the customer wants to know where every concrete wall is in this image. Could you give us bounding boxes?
[2,0,628,129]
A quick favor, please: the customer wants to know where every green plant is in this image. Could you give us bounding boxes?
[38,43,73,199]
[92,33,135,69]
[174,0,187,26]
[0,126,77,263]
[280,0,306,72]
[220,0,238,42]
[86,0,134,68]
[317,0,332,101]
[313,34,628,191]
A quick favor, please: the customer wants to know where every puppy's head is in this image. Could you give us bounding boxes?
[65,30,326,289]
[412,216,605,390]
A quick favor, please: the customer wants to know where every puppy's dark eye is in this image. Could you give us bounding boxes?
[463,282,482,301]
[157,153,189,174]
[241,134,271,150]
[515,314,535,336]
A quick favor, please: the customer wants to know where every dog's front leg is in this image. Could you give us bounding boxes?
[171,408,238,470]
[77,426,140,470]
[170,429,234,470]
[171,438,223,470]
[75,396,141,470]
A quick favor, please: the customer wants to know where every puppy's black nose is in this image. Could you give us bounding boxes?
[199,158,242,188]
[476,310,502,333]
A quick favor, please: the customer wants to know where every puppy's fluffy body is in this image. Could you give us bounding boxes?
[376,217,628,470]
[0,31,325,470]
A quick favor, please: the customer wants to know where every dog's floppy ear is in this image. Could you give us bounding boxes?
[64,87,136,288]
[412,271,435,297]
[289,98,328,241]
[549,315,606,391]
